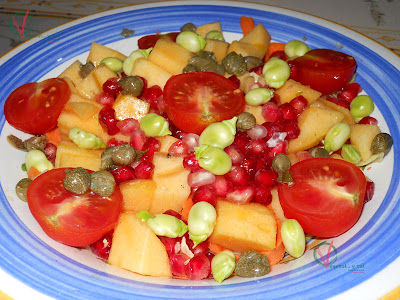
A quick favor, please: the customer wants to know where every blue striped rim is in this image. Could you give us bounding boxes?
[0,3,399,299]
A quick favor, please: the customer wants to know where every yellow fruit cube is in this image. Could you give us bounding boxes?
[204,38,229,63]
[239,23,271,57]
[196,21,223,37]
[275,79,322,105]
[227,41,265,59]
[92,63,118,88]
[153,153,185,177]
[156,135,179,153]
[75,72,101,100]
[112,94,150,121]
[55,141,102,171]
[119,179,157,212]
[87,42,127,67]
[350,124,381,161]
[131,58,172,89]
[58,60,82,87]
[243,104,266,125]
[312,98,355,125]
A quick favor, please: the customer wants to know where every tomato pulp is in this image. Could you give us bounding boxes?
[163,72,245,135]
[138,32,179,49]
[278,158,366,237]
[4,78,71,135]
[27,168,122,247]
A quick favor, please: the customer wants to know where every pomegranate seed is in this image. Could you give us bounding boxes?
[137,76,147,97]
[262,122,284,140]
[102,77,122,96]
[135,161,154,179]
[344,82,362,94]
[270,50,287,61]
[262,102,283,123]
[99,107,120,135]
[192,185,217,207]
[187,170,216,188]
[253,184,272,205]
[168,140,189,156]
[281,119,300,140]
[170,254,188,277]
[247,124,268,140]
[130,129,147,150]
[164,209,182,220]
[157,95,165,114]
[288,60,297,79]
[280,102,297,120]
[255,156,271,171]
[267,140,288,159]
[255,169,278,186]
[212,175,232,198]
[364,181,375,203]
[159,236,178,257]
[226,186,256,204]
[44,143,57,165]
[116,118,139,136]
[225,144,245,165]
[181,133,200,152]
[290,95,308,115]
[90,233,113,260]
[142,85,163,111]
[185,254,211,280]
[225,166,249,187]
[166,116,185,139]
[249,65,263,75]
[358,116,378,125]
[240,155,258,179]
[232,131,251,152]
[143,137,161,153]
[183,154,201,172]
[336,98,351,109]
[337,89,358,102]
[96,92,115,107]
[106,138,126,147]
[184,235,210,257]
[110,166,136,184]
[248,139,267,155]
[228,75,240,88]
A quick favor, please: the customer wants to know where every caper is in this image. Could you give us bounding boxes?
[244,56,263,71]
[183,64,198,73]
[101,147,117,170]
[112,144,136,165]
[63,167,91,194]
[23,135,47,151]
[7,135,26,151]
[197,51,217,61]
[90,170,116,197]
[235,250,270,277]
[309,147,330,158]
[272,153,291,174]
[188,56,224,75]
[119,76,144,96]
[222,52,247,76]
[280,170,293,184]
[236,112,256,132]
[15,178,32,201]
[79,61,95,78]
[180,22,196,32]
[371,133,393,156]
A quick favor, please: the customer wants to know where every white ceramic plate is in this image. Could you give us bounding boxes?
[1,1,399,299]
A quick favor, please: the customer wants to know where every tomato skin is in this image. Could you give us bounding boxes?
[278,158,366,237]
[163,72,245,135]
[138,32,179,49]
[291,49,357,95]
[27,168,122,247]
[4,78,71,134]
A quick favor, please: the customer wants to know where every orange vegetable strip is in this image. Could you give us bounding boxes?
[264,42,286,62]
[27,167,40,180]
[240,16,255,36]
[181,195,194,221]
[45,128,61,147]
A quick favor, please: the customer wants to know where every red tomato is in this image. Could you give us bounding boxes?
[4,78,70,134]
[278,158,366,237]
[291,49,357,95]
[163,72,245,134]
[138,32,179,49]
[27,168,122,247]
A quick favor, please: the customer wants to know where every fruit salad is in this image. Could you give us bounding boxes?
[4,17,393,283]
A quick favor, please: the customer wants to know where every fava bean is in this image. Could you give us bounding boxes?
[205,30,225,41]
[188,201,217,247]
[211,250,236,283]
[176,31,206,53]
[199,117,237,149]
[146,213,188,238]
[245,88,274,106]
[140,113,172,137]
[281,219,305,258]
[69,127,106,149]
[122,48,152,75]
[136,209,154,222]
[284,40,310,58]
[262,57,290,88]
[25,149,54,173]
[195,145,232,175]
[324,122,351,152]
[350,95,374,119]
[100,57,123,73]
[341,144,361,164]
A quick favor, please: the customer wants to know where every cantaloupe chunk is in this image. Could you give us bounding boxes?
[148,39,195,75]
[287,107,344,153]
[227,41,265,59]
[239,23,271,58]
[119,179,156,212]
[87,42,127,67]
[270,187,286,223]
[153,153,185,177]
[196,21,222,37]
[55,141,102,171]
[58,60,82,87]
[209,200,277,252]
[275,79,322,105]
[75,71,101,100]
[62,77,78,94]
[243,104,266,125]
[203,38,229,63]
[312,98,355,125]
[131,58,172,89]
[350,124,381,161]
[64,93,103,120]
[109,213,172,278]
[92,63,118,88]
[112,94,150,121]
[156,135,179,153]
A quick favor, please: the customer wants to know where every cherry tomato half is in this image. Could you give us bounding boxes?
[27,168,122,247]
[278,158,366,237]
[4,78,71,134]
[291,49,357,95]
[138,32,179,49]
[163,72,245,135]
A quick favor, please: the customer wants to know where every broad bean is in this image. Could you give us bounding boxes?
[211,250,236,283]
[284,40,310,58]
[69,127,106,149]
[350,95,374,119]
[188,201,217,247]
[199,117,237,149]
[194,145,232,175]
[262,57,290,88]
[176,31,206,52]
[324,122,351,152]
[245,88,274,106]
[122,48,153,75]
[146,213,188,238]
[100,57,123,73]
[281,219,305,258]
[140,113,172,137]
[25,149,54,173]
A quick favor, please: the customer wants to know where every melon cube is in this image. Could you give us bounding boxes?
[227,41,265,59]
[87,42,127,67]
[312,98,355,125]
[58,60,82,87]
[243,104,266,125]
[156,135,179,153]
[119,179,156,212]
[112,94,150,121]
[131,58,172,89]
[92,63,118,88]
[203,39,229,63]
[275,79,322,105]
[153,153,185,177]
[239,23,271,57]
[55,141,102,171]
[350,124,381,161]
[75,71,101,100]
[196,21,223,37]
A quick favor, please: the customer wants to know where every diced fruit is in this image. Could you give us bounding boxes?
[156,135,180,153]
[55,141,102,171]
[312,98,355,125]
[66,101,103,121]
[108,213,172,278]
[86,42,127,67]
[275,79,321,105]
[203,39,229,63]
[75,71,102,100]
[209,200,277,252]
[239,23,271,58]
[244,104,266,124]
[153,153,185,177]
[92,64,118,88]
[196,21,222,37]
[227,41,265,60]
[57,60,82,87]
[119,179,157,212]
[269,187,286,222]
[130,57,172,89]
[350,124,381,161]
[112,94,150,121]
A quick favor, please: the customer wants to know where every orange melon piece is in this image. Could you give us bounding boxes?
[312,98,355,125]
[270,187,286,223]
[62,77,78,94]
[203,38,229,63]
[209,200,277,252]
[86,42,127,67]
[75,71,101,100]
[92,63,118,88]
[109,213,172,278]
[112,94,150,121]
[119,179,157,212]
[156,135,179,153]
[153,153,185,177]
[350,124,381,161]
[196,21,222,37]
[55,141,102,171]
[131,58,172,89]
[275,79,322,105]
[243,104,266,125]
[64,93,103,120]
[227,41,265,59]
[239,23,271,58]
[58,60,82,87]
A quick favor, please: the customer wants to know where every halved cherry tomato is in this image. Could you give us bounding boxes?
[278,158,366,237]
[4,78,70,134]
[27,168,122,247]
[163,72,245,134]
[291,49,357,95]
[138,32,179,49]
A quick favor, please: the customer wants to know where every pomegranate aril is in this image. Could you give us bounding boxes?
[280,102,297,120]
[110,166,136,184]
[336,98,351,109]
[116,118,139,136]
[240,155,258,179]
[288,60,297,79]
[212,175,232,198]
[130,129,147,151]
[170,254,188,277]
[97,92,115,107]
[163,209,182,220]
[44,142,57,165]
[344,82,362,94]
[183,154,201,172]
[281,119,300,140]
[225,166,249,187]
[107,138,126,147]
[249,65,263,75]
[135,161,154,179]
[159,236,178,257]
[364,181,375,203]
[337,89,358,102]
[90,233,113,260]
[232,131,251,152]
[247,124,268,140]
[248,139,267,155]
[99,106,120,135]
[142,85,163,111]
[358,116,378,125]
[185,254,211,280]
[270,50,287,61]
[168,140,189,156]
[253,184,272,205]
[191,240,210,257]
[225,144,245,165]
[290,95,308,115]
[181,133,199,152]
[102,77,122,96]
[143,137,161,153]
[228,75,240,88]
[192,185,217,207]
[262,102,283,123]
[226,186,256,204]
[255,169,278,186]
[262,122,283,140]
[188,169,216,188]
[267,140,288,159]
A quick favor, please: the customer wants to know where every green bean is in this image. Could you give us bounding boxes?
[281,219,305,258]
[194,145,232,175]
[100,57,123,73]
[262,57,291,88]
[341,144,362,164]
[136,209,154,222]
[139,113,172,137]
[205,30,225,41]
[324,122,351,152]
[350,95,374,119]
[68,127,106,149]
[25,149,54,173]
[188,201,217,247]
[176,31,206,53]
[199,117,237,149]
[284,40,310,58]
[122,48,152,75]
[245,88,274,106]
[211,250,235,283]
[146,213,188,238]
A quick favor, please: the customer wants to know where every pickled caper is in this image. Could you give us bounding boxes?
[180,22,196,32]
[197,51,217,61]
[23,136,47,151]
[15,178,32,201]
[119,76,144,96]
[183,64,198,73]
[309,147,330,158]
[221,52,247,76]
[101,147,117,170]
[371,133,393,156]
[90,170,116,197]
[235,250,270,277]
[79,61,95,78]
[244,56,263,71]
[188,56,224,75]
[63,167,91,195]
[7,135,26,151]
[236,112,256,132]
[272,153,291,174]
[112,144,136,165]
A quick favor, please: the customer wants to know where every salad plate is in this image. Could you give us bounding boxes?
[0,1,399,299]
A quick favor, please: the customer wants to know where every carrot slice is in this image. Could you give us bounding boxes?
[181,195,194,221]
[45,128,61,147]
[265,42,286,62]
[27,167,41,180]
[240,16,255,36]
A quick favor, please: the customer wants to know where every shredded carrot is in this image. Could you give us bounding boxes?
[181,195,194,221]
[264,42,286,62]
[45,128,61,147]
[27,167,41,180]
[240,16,255,36]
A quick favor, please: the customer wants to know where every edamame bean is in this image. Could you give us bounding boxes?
[205,30,225,41]
[350,95,374,119]
[176,31,206,53]
[100,57,123,73]
[341,144,361,164]
[211,250,236,283]
[136,210,154,222]
[194,145,232,175]
[262,57,291,88]
[324,122,351,152]
[25,149,54,173]
[188,201,217,247]
[284,40,310,58]
[245,88,274,105]
[69,127,106,149]
[199,117,237,149]
[139,113,172,137]
[146,213,188,238]
[122,48,152,75]
[281,219,305,258]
